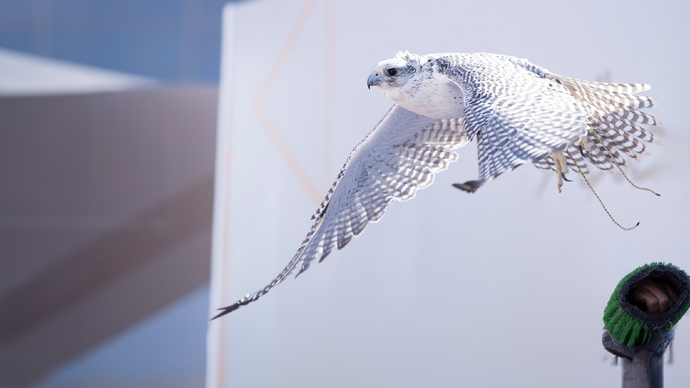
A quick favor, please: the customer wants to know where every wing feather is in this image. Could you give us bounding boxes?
[433,54,657,186]
[213,106,468,318]
[438,53,590,191]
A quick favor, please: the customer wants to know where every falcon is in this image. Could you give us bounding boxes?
[213,51,660,318]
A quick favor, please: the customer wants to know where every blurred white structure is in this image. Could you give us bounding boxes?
[0,49,214,387]
[210,1,690,387]
[0,47,153,96]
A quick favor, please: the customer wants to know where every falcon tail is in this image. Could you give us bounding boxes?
[536,76,661,230]
[543,75,660,173]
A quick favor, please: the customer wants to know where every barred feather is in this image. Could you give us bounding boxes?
[213,106,469,318]
[544,75,659,174]
[584,133,615,171]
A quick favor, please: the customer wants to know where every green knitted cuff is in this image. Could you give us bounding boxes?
[603,263,690,347]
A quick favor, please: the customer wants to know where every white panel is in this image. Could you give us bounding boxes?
[207,6,236,388]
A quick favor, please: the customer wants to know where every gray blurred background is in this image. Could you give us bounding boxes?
[2,0,690,387]
[0,1,235,387]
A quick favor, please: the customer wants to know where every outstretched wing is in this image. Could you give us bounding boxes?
[438,53,590,192]
[213,106,469,318]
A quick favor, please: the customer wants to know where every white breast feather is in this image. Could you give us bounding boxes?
[385,62,465,120]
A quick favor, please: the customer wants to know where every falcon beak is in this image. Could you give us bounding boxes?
[367,73,382,89]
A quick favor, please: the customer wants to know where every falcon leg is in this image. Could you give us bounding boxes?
[552,152,569,193]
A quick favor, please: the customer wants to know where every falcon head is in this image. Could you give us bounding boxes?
[367,51,423,91]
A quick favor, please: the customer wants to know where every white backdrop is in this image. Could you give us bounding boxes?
[210,1,690,386]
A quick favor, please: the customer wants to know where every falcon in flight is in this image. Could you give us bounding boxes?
[213,51,659,318]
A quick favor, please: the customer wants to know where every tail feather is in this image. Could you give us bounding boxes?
[585,87,655,109]
[567,83,659,133]
[542,75,659,175]
[567,79,651,94]
[584,133,615,171]
[598,120,647,158]
[605,115,656,143]
[596,132,626,167]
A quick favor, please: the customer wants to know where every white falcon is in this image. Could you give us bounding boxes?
[213,51,659,318]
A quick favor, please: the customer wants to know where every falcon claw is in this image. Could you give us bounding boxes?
[453,180,484,193]
[561,172,572,182]
[211,303,241,320]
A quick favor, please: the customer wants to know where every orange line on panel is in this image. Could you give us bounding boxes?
[217,150,232,388]
[217,322,226,388]
[254,0,322,205]
[323,0,336,191]
[254,107,322,205]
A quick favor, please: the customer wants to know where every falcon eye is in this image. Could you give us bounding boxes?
[386,68,398,77]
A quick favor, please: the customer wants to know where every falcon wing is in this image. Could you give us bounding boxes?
[440,53,590,192]
[213,106,469,318]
